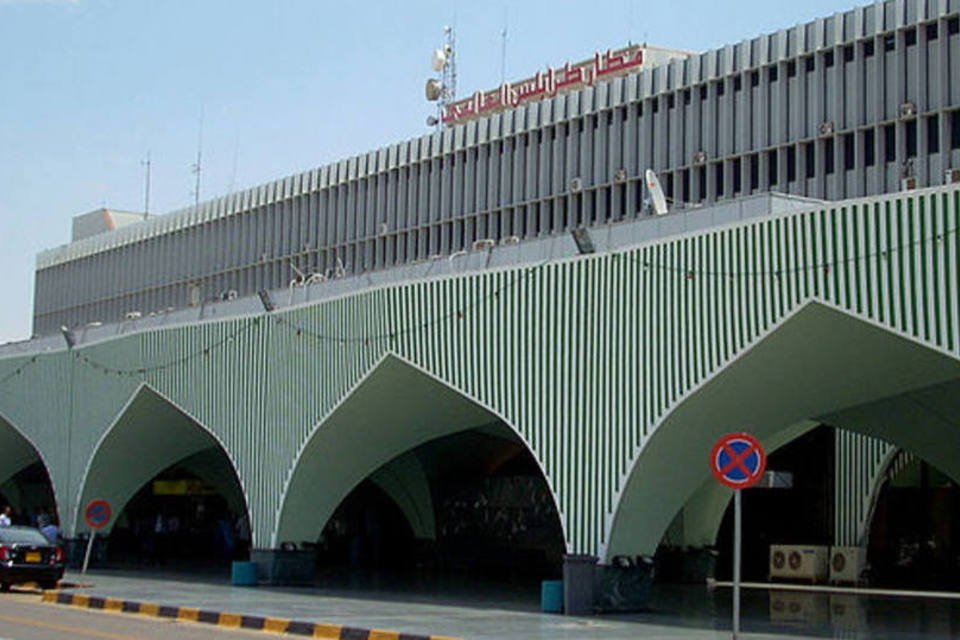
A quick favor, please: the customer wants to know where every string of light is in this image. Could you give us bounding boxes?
[5,220,956,379]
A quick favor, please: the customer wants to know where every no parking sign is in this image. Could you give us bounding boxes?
[710,432,767,490]
[710,432,766,639]
[84,499,112,530]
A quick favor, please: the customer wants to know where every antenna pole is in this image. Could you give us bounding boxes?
[142,150,151,218]
[191,109,204,210]
[500,10,508,84]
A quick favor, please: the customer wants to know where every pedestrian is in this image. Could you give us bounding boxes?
[0,506,12,527]
[40,518,59,544]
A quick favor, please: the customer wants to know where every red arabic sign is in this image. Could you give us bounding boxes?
[443,46,647,125]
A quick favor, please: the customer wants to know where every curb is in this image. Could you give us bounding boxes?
[41,591,461,640]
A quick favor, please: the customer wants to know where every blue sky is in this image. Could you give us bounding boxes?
[0,0,850,342]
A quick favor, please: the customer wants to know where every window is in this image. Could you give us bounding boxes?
[883,34,896,52]
[906,120,917,157]
[717,81,725,97]
[749,155,759,190]
[733,76,742,92]
[843,45,855,62]
[700,85,708,100]
[843,134,855,171]
[732,158,742,194]
[683,89,692,105]
[950,17,960,35]
[715,163,725,197]
[951,110,960,150]
[864,40,875,57]
[824,51,834,68]
[667,94,675,109]
[787,60,797,77]
[787,146,797,181]
[769,65,779,82]
[926,23,939,41]
[805,143,816,178]
[804,56,815,72]
[824,138,835,175]
[865,130,876,166]
[750,71,760,87]
[927,115,939,154]
[905,28,917,47]
[884,124,896,162]
[768,150,778,185]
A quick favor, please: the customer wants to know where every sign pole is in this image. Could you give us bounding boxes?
[733,488,741,639]
[81,531,95,575]
[709,432,765,640]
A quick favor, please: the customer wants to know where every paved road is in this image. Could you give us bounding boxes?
[0,590,265,640]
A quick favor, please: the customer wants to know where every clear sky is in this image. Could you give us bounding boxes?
[0,0,851,343]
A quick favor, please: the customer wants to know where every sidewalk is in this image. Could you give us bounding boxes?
[42,570,845,640]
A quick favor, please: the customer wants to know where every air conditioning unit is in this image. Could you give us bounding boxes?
[614,168,628,183]
[769,544,829,583]
[692,150,707,165]
[901,176,918,191]
[818,121,835,137]
[500,235,520,246]
[378,222,389,236]
[829,546,866,584]
[220,289,238,301]
[945,168,960,184]
[898,101,917,119]
[472,238,495,251]
[124,311,142,320]
[570,177,584,192]
[769,591,829,625]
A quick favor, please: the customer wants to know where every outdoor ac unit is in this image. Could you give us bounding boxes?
[945,168,960,184]
[829,546,866,584]
[472,238,495,251]
[769,591,829,625]
[692,150,707,165]
[769,544,829,583]
[500,235,520,246]
[614,168,628,183]
[818,121,835,137]
[570,177,584,192]
[124,311,142,320]
[898,101,917,119]
[901,176,918,191]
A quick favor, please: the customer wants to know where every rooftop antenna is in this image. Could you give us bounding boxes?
[425,26,457,130]
[500,9,508,84]
[141,150,151,218]
[190,108,204,209]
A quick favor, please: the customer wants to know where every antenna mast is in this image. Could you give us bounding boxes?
[424,26,456,130]
[141,150,151,218]
[500,10,508,84]
[191,109,203,209]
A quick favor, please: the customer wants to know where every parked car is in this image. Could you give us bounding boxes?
[0,526,65,591]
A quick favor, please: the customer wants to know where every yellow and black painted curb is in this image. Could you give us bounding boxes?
[42,591,461,640]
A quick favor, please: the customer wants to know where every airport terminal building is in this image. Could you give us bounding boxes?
[2,0,960,607]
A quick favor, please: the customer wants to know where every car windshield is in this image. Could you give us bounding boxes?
[0,527,50,545]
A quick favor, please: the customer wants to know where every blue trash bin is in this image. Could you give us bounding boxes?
[541,579,563,613]
[231,561,258,586]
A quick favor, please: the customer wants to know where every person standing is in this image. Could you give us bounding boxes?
[0,506,12,527]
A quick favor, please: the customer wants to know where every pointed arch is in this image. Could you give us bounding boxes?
[0,410,59,519]
[273,353,566,550]
[73,384,250,536]
[604,302,960,560]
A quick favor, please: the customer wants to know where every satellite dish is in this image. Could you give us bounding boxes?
[425,78,443,101]
[645,169,668,215]
[431,48,447,72]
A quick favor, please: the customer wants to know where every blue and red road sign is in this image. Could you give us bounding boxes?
[710,432,767,490]
[84,499,112,530]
